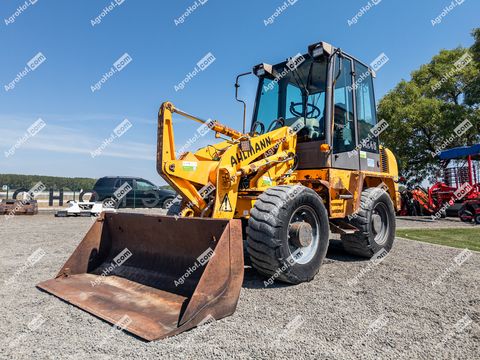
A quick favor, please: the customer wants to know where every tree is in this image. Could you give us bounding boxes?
[378,29,480,185]
[465,28,480,107]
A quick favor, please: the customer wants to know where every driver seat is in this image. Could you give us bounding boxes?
[291,117,323,141]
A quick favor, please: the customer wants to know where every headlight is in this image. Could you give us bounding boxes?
[308,41,334,59]
[253,63,273,77]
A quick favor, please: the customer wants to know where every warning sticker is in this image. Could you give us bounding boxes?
[219,194,233,212]
[182,161,197,171]
[261,176,273,187]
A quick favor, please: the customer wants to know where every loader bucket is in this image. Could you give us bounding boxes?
[37,213,244,341]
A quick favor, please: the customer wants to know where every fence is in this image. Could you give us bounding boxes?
[0,189,94,208]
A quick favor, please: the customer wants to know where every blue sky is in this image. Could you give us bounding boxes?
[0,0,478,185]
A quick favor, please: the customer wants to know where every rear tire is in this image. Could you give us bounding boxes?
[246,185,329,284]
[341,187,396,257]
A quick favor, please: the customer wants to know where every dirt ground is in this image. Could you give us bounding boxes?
[0,213,479,360]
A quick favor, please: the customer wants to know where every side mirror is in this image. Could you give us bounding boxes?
[234,72,252,134]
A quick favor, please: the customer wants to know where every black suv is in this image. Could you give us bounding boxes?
[92,176,176,209]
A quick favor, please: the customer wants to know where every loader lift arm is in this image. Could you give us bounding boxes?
[157,101,298,219]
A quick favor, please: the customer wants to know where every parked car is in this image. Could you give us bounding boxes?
[92,176,176,209]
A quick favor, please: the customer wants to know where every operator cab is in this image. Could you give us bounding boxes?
[251,53,328,143]
[251,41,380,172]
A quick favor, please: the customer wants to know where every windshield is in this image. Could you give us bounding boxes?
[252,54,328,143]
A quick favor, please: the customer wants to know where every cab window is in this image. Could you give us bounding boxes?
[254,79,279,132]
[355,62,378,153]
[333,56,355,154]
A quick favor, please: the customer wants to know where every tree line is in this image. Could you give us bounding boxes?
[378,28,480,185]
[0,174,97,191]
[0,174,174,192]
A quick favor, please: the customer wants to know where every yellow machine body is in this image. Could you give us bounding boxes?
[158,102,399,223]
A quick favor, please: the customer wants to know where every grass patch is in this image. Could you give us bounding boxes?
[396,228,480,252]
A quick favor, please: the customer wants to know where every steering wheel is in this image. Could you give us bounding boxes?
[267,118,285,132]
[289,102,321,118]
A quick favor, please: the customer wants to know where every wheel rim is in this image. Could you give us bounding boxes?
[164,199,173,209]
[102,198,117,209]
[372,202,389,245]
[287,205,320,265]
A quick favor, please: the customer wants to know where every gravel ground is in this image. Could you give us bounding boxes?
[0,213,479,360]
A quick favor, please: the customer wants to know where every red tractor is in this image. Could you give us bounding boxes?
[400,144,480,223]
[437,144,480,224]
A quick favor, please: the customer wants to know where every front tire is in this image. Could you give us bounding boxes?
[341,187,396,257]
[246,185,329,284]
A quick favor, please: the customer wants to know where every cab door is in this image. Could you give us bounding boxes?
[331,55,359,170]
[354,61,381,172]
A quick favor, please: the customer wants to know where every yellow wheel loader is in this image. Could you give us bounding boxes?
[38,41,400,341]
